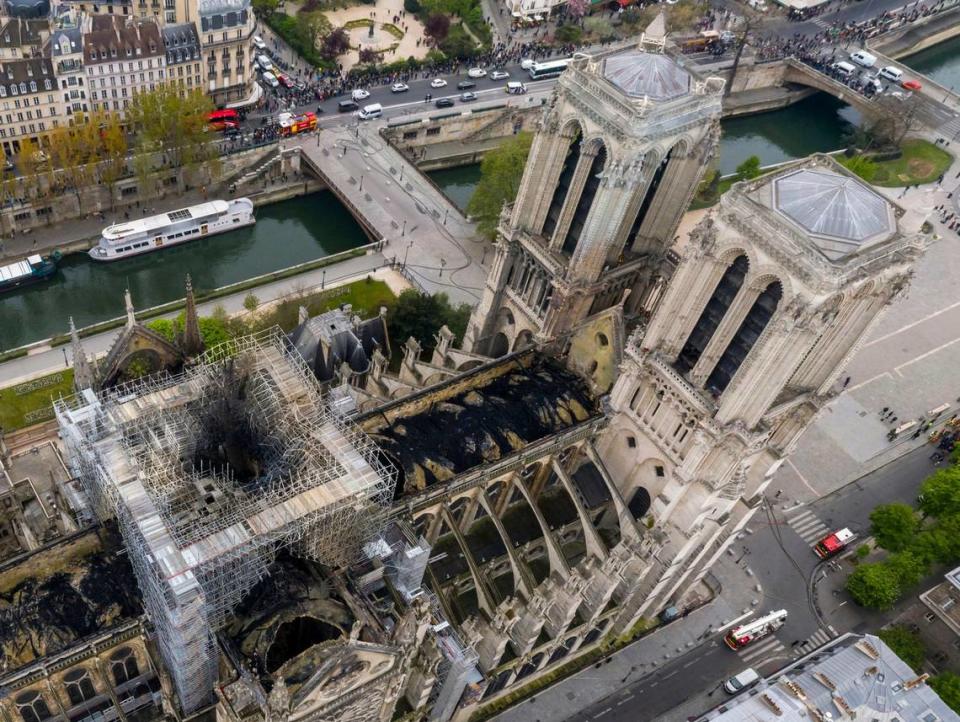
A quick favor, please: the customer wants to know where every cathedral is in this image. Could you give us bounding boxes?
[2,17,930,722]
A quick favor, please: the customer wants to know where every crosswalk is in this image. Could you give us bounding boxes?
[785,508,830,546]
[736,635,786,667]
[794,628,834,657]
[809,17,831,30]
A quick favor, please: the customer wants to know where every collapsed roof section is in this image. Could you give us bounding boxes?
[55,328,396,714]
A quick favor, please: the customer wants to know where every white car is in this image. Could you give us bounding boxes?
[467,67,487,78]
[391,82,409,93]
[430,78,448,88]
[490,70,510,80]
[520,58,535,70]
[351,88,370,101]
[262,71,279,88]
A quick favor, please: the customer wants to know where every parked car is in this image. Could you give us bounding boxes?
[391,82,410,93]
[520,58,535,70]
[430,78,448,88]
[490,70,510,80]
[457,80,476,90]
[460,91,478,102]
[256,54,273,72]
[338,99,359,112]
[277,73,293,89]
[252,35,266,51]
[723,668,760,695]
[351,88,370,101]
[262,71,280,88]
[434,97,455,108]
[467,67,487,78]
[878,65,903,83]
[850,50,877,68]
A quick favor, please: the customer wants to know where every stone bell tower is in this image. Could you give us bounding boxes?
[463,17,725,357]
[597,155,928,627]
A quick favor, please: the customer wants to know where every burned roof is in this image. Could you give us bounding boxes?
[363,353,599,493]
[0,525,143,673]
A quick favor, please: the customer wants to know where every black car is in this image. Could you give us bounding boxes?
[435,97,455,108]
[456,80,476,90]
[338,99,359,112]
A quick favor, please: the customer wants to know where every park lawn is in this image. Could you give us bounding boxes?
[0,368,74,431]
[866,139,954,187]
[252,277,397,332]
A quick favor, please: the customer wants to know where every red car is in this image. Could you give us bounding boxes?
[902,79,922,91]
[277,73,293,89]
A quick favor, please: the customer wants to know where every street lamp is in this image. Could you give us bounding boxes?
[322,268,326,289]
[443,208,448,226]
[402,240,413,270]
[439,257,447,277]
[359,174,364,192]
[401,219,407,236]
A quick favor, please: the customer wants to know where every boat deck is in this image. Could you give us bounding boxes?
[0,255,42,283]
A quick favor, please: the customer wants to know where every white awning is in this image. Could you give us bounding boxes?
[226,82,263,109]
[775,0,829,9]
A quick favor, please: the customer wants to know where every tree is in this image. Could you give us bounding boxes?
[300,12,332,54]
[842,154,877,182]
[99,111,129,209]
[735,155,761,181]
[466,131,532,239]
[252,0,279,15]
[555,24,582,43]
[846,562,901,610]
[424,13,451,44]
[885,551,928,589]
[878,626,926,672]
[403,0,421,12]
[583,16,615,40]
[919,466,960,519]
[566,0,589,19]
[869,502,918,552]
[389,290,470,356]
[358,47,381,64]
[321,27,351,60]
[621,6,643,26]
[126,86,215,190]
[931,672,960,714]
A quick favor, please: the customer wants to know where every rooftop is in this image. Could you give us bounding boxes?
[699,634,956,721]
[0,526,143,674]
[602,50,690,101]
[772,168,896,260]
[361,353,599,493]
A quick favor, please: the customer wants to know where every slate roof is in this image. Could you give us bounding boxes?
[162,22,200,65]
[83,15,163,63]
[772,168,896,260]
[289,307,389,383]
[602,50,690,101]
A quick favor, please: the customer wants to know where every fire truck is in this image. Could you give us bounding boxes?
[724,610,788,650]
[814,528,856,559]
[278,111,318,137]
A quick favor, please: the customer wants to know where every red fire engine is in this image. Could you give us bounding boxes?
[279,111,318,137]
[724,610,788,650]
[814,528,856,559]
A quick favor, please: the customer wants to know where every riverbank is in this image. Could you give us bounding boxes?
[0,172,319,265]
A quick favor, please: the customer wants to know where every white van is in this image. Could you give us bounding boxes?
[850,50,877,68]
[357,103,383,120]
[252,35,266,51]
[878,65,903,83]
[257,54,273,72]
[506,81,527,94]
[724,668,760,695]
[833,61,856,78]
[262,71,279,88]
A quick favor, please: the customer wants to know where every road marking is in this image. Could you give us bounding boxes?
[662,671,678,680]
[784,458,823,499]
[738,637,785,664]
[862,299,960,348]
[617,696,633,706]
[593,708,612,719]
[895,335,960,374]
[683,659,698,668]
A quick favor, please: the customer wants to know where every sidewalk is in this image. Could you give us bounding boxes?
[494,555,763,722]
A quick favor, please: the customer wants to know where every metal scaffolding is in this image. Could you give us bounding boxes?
[55,328,396,714]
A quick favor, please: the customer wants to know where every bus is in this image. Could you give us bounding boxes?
[527,58,571,80]
[279,111,318,137]
[207,109,240,132]
[723,610,787,650]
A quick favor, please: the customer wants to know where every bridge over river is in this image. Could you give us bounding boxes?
[293,126,487,307]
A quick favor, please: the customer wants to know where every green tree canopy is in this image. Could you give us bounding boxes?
[931,672,960,714]
[389,290,470,356]
[735,155,762,181]
[466,132,532,240]
[885,551,928,589]
[919,466,960,519]
[869,502,918,552]
[878,626,926,672]
[126,86,215,175]
[846,562,901,610]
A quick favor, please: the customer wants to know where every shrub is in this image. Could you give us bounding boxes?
[243,293,260,312]
[404,0,421,12]
[856,543,870,559]
[555,24,582,43]
[735,155,761,181]
[846,562,901,610]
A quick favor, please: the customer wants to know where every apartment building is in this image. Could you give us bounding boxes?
[162,21,201,96]
[197,0,254,106]
[82,14,165,113]
[0,57,60,158]
[50,26,89,120]
[0,17,47,58]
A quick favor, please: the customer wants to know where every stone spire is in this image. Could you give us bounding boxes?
[70,316,96,391]
[124,288,137,329]
[181,274,204,356]
[641,12,667,51]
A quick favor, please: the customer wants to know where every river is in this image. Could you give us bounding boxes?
[901,35,960,91]
[0,194,367,351]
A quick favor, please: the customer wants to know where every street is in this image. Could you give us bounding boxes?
[505,444,941,722]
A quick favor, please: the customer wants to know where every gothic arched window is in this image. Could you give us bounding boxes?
[562,143,607,254]
[110,646,140,685]
[64,668,97,706]
[541,130,581,239]
[15,691,52,722]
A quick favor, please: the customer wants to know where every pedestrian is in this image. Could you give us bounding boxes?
[843,376,850,388]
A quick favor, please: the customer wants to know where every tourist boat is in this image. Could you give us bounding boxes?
[89,198,255,262]
[0,250,61,294]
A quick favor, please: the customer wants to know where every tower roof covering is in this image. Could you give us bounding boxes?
[602,50,690,101]
[772,168,896,260]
